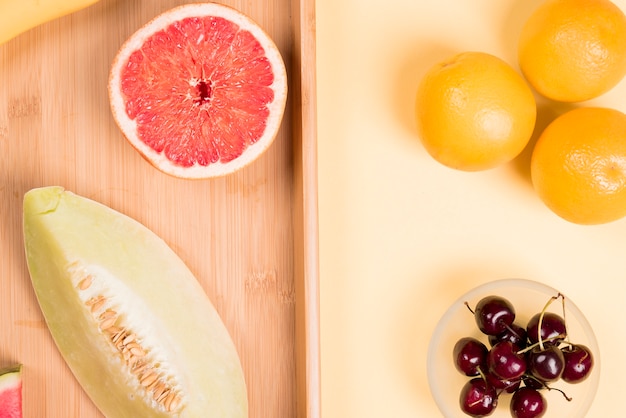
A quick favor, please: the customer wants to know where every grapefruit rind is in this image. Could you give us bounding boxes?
[108,3,288,179]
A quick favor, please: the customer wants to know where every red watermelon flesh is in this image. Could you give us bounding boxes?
[0,365,22,418]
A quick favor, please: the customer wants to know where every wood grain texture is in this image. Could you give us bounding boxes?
[0,0,319,417]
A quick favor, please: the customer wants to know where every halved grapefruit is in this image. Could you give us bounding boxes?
[108,3,288,179]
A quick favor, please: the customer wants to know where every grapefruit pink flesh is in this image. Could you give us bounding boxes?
[122,16,274,167]
[0,365,22,418]
[109,4,287,178]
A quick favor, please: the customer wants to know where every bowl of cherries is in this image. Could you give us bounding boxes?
[427,279,599,417]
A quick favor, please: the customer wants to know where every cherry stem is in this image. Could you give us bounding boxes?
[537,293,564,351]
[523,374,573,402]
[464,301,475,315]
[560,292,568,339]
[516,333,567,355]
[547,385,573,402]
[477,367,487,382]
[473,367,500,402]
[503,322,522,338]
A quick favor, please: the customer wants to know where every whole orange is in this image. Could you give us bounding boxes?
[531,107,626,225]
[415,51,536,171]
[518,0,626,102]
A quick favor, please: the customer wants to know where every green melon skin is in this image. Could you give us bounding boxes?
[23,186,247,418]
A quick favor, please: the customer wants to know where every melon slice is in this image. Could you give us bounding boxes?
[0,365,22,418]
[23,186,247,417]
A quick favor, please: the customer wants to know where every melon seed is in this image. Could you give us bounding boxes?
[90,297,106,313]
[100,316,117,330]
[111,329,126,344]
[147,378,159,390]
[127,355,141,368]
[156,388,170,403]
[99,309,116,320]
[78,275,93,290]
[133,361,148,375]
[85,295,103,306]
[129,346,146,357]
[163,392,175,409]
[165,393,181,412]
[152,381,166,399]
[115,339,127,351]
[80,280,183,413]
[122,348,133,361]
[108,326,123,338]
[140,371,158,387]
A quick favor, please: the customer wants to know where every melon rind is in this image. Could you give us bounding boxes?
[23,186,247,418]
[0,364,22,418]
[0,364,21,385]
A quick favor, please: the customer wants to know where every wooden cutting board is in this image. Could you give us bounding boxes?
[0,0,320,417]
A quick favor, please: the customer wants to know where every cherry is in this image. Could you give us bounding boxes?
[510,387,546,418]
[484,369,521,394]
[528,345,565,382]
[522,375,546,390]
[453,337,488,376]
[526,312,566,346]
[454,291,592,417]
[459,377,498,417]
[561,344,594,383]
[488,322,527,349]
[487,341,527,380]
[473,296,516,336]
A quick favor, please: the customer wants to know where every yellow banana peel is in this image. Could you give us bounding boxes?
[0,0,101,45]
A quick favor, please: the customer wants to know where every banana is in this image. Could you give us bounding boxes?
[0,0,101,45]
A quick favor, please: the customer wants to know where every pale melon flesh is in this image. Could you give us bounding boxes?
[23,186,247,418]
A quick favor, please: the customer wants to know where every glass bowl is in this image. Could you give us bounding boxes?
[427,278,600,418]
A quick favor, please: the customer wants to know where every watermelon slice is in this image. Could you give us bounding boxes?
[0,365,22,418]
